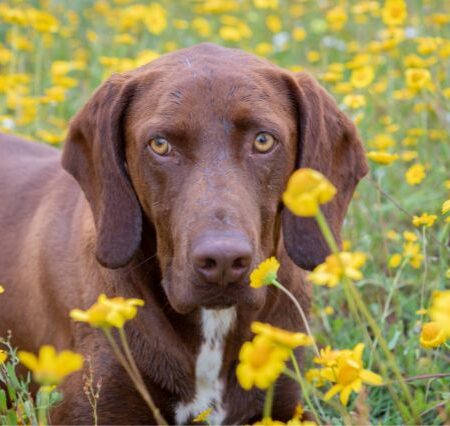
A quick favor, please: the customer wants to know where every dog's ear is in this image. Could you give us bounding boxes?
[282,72,369,270]
[62,74,142,269]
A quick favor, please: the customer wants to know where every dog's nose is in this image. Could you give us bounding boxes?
[192,233,252,286]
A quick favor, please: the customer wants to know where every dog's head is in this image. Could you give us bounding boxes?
[62,44,368,314]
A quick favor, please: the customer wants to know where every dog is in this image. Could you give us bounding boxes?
[0,43,368,424]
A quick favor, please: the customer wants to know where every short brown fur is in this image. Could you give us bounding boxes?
[0,44,368,424]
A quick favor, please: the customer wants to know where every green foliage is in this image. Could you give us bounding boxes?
[0,336,62,426]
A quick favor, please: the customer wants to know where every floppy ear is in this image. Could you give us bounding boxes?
[282,72,369,270]
[62,74,142,269]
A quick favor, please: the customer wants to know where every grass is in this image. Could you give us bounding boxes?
[0,0,449,424]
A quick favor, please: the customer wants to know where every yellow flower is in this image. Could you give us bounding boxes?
[412,213,437,227]
[342,240,352,251]
[193,407,213,423]
[305,368,327,387]
[404,54,427,68]
[308,252,366,288]
[323,306,334,315]
[236,335,289,390]
[70,294,145,329]
[381,0,407,27]
[366,151,399,165]
[249,257,280,288]
[388,253,402,268]
[405,163,426,185]
[402,241,423,269]
[0,350,7,364]
[114,33,136,45]
[326,6,347,31]
[255,43,273,57]
[292,27,306,42]
[282,169,336,217]
[386,230,400,241]
[313,346,341,367]
[400,150,418,162]
[18,346,83,386]
[405,68,431,91]
[403,231,418,242]
[442,200,450,215]
[266,15,282,33]
[36,129,66,144]
[323,344,383,405]
[287,404,317,425]
[416,308,428,315]
[251,322,314,349]
[0,286,4,294]
[428,290,450,336]
[143,3,167,35]
[307,51,320,63]
[416,37,439,55]
[343,94,366,109]
[253,0,278,9]
[27,9,59,33]
[191,17,212,37]
[219,26,241,42]
[351,66,374,89]
[292,404,304,421]
[419,322,447,349]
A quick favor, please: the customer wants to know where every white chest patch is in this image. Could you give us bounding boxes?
[175,307,237,425]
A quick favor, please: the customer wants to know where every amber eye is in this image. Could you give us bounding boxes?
[253,132,276,153]
[149,137,171,156]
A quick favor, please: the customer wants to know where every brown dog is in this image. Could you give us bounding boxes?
[0,43,367,424]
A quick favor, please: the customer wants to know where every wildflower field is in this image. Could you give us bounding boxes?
[0,0,449,425]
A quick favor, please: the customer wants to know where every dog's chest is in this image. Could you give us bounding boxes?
[175,308,236,425]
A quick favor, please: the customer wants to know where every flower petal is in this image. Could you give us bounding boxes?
[360,369,383,385]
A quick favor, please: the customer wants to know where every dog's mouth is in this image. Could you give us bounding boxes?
[161,269,266,315]
[200,293,238,310]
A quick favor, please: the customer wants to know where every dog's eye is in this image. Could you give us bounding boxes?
[253,132,276,153]
[149,137,171,156]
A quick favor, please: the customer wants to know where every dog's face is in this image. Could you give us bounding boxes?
[62,44,368,314]
[124,68,297,312]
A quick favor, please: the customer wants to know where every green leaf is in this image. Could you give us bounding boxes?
[0,390,6,413]
[6,384,16,403]
[5,409,17,426]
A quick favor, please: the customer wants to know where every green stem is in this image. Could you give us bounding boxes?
[118,328,167,425]
[272,280,320,357]
[345,279,418,422]
[103,328,168,425]
[37,386,50,426]
[420,227,428,326]
[372,257,409,363]
[282,370,351,426]
[263,383,274,420]
[118,328,144,381]
[93,400,98,426]
[314,209,420,423]
[289,351,324,424]
[316,209,340,255]
[103,328,134,378]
